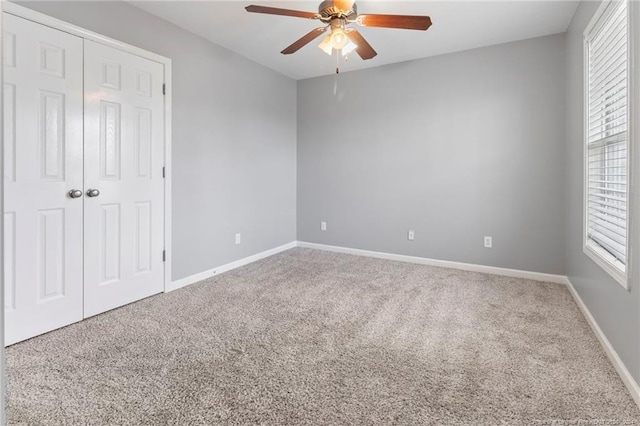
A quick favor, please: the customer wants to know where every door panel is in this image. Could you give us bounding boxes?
[4,14,84,345]
[83,40,165,317]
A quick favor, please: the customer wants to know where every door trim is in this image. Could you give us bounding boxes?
[1,7,6,426]
[2,3,173,294]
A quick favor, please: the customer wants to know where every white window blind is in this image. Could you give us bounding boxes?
[585,0,629,276]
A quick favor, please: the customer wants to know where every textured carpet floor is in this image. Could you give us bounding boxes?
[7,248,640,425]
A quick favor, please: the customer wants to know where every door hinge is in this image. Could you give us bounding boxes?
[162,83,166,95]
[162,250,166,262]
[162,166,166,178]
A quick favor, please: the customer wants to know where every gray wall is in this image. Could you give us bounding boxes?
[17,1,298,281]
[565,1,640,382]
[297,34,566,275]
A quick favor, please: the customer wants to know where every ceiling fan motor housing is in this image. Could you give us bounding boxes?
[318,0,357,20]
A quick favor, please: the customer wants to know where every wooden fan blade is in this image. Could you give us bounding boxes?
[334,0,355,11]
[282,27,327,55]
[346,29,377,60]
[245,5,319,20]
[357,14,432,31]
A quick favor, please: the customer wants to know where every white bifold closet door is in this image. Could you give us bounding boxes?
[4,15,166,344]
[3,14,84,345]
[83,41,165,317]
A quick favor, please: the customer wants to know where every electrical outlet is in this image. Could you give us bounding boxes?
[484,236,492,248]
[408,230,415,241]
[321,221,327,231]
[235,233,241,245]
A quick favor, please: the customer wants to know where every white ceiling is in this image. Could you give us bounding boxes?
[130,0,579,80]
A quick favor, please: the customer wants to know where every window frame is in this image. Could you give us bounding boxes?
[583,0,633,289]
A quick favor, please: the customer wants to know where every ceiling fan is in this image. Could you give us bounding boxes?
[245,1,432,61]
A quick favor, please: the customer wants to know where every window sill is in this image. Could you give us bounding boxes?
[583,241,629,290]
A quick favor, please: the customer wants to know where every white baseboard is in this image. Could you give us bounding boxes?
[565,278,640,409]
[167,241,297,292]
[296,241,567,284]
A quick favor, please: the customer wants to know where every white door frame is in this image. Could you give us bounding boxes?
[1,2,173,295]
[1,5,5,425]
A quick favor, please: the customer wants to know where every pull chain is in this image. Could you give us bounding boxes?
[333,49,339,95]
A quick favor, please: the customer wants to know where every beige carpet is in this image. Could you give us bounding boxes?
[7,248,640,425]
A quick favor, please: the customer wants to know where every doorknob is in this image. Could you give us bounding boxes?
[68,189,83,199]
[86,188,100,198]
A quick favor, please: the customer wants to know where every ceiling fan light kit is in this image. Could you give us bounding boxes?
[245,1,432,64]
[317,19,357,57]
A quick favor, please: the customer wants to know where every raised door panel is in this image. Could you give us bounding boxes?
[134,108,152,178]
[39,91,66,181]
[100,101,121,180]
[4,212,15,311]
[83,40,165,317]
[134,201,152,274]
[4,13,84,345]
[4,83,16,182]
[100,204,121,285]
[37,209,66,302]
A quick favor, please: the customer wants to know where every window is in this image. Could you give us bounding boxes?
[584,0,630,287]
